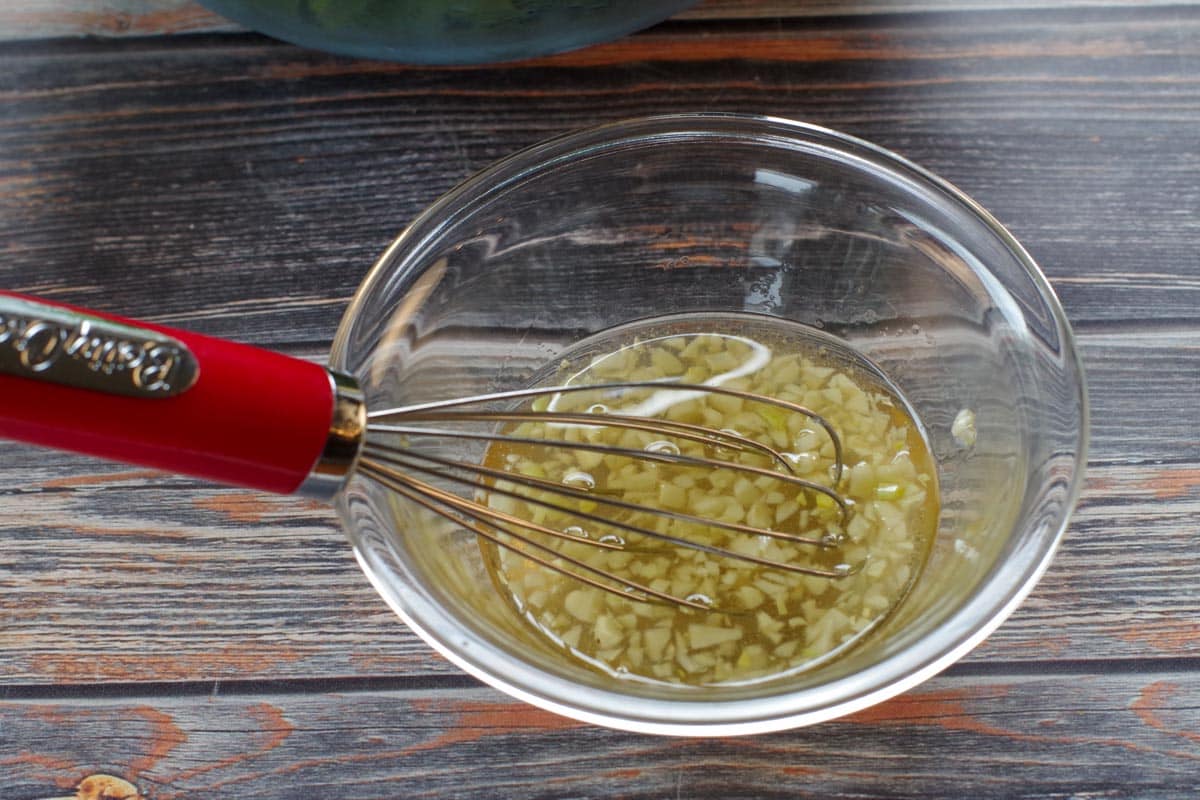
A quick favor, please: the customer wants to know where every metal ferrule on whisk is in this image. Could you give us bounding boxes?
[296,370,368,500]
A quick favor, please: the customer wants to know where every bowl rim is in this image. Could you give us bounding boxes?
[329,112,1090,735]
[195,0,698,65]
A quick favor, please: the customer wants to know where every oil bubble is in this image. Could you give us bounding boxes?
[645,440,681,456]
[562,470,596,490]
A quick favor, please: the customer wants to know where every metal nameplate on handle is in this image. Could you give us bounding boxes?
[0,295,199,398]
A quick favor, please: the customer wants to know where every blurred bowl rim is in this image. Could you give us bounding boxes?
[194,0,699,65]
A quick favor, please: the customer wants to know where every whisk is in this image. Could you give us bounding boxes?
[0,292,849,610]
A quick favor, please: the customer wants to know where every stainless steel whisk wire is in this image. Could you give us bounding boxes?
[353,382,851,611]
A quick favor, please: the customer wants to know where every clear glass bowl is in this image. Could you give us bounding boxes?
[329,114,1088,735]
[197,0,697,64]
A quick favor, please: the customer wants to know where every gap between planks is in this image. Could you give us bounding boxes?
[4,655,1200,703]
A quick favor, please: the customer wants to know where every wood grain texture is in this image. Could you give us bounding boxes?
[0,1,1187,42]
[1,5,1199,797]
[0,1,235,40]
[1,441,1197,685]
[3,675,1199,798]
[0,3,1198,682]
[3,8,1200,345]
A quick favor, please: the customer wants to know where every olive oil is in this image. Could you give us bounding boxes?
[479,315,938,686]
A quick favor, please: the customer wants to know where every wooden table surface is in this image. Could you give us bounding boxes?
[2,1,1198,797]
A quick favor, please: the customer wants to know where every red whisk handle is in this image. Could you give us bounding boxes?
[0,291,364,497]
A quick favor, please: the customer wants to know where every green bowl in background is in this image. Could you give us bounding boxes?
[198,0,698,64]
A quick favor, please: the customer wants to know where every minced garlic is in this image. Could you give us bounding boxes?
[480,320,938,686]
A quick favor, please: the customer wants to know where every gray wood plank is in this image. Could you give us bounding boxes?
[2,673,1199,799]
[2,9,1199,345]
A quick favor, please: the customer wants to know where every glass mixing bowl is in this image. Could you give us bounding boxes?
[330,114,1087,735]
[197,0,697,64]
